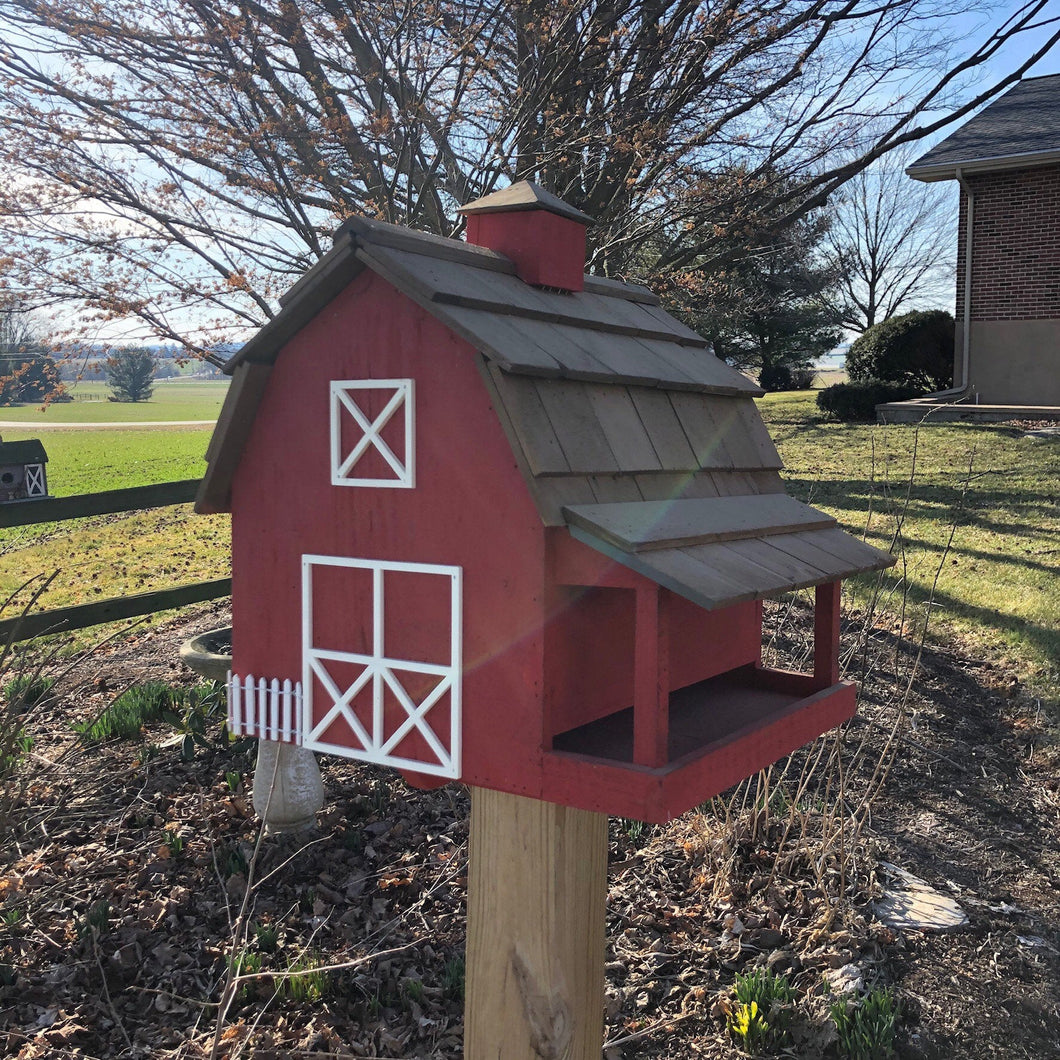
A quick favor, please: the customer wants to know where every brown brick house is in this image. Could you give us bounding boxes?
[886,74,1060,419]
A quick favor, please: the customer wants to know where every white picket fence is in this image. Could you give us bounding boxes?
[226,673,302,743]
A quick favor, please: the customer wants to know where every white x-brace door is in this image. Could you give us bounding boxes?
[301,554,462,779]
[24,464,45,497]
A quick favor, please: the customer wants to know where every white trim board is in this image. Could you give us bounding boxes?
[330,379,415,488]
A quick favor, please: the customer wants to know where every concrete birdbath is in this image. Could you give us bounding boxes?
[179,626,233,682]
[180,626,324,832]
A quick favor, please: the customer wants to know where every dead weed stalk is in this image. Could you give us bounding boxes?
[689,425,977,946]
[0,574,149,851]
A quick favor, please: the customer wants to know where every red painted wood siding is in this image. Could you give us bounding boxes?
[230,270,549,795]
[465,210,586,291]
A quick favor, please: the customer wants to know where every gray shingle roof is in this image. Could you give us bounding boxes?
[0,439,47,465]
[247,213,755,394]
[908,74,1060,180]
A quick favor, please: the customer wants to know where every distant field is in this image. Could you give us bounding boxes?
[813,367,847,386]
[0,379,228,423]
[0,428,214,496]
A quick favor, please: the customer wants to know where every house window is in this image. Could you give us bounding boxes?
[301,554,461,778]
[330,379,414,488]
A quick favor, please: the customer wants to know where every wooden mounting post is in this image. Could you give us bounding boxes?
[465,786,608,1060]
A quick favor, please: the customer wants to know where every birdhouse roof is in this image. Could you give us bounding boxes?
[199,212,892,607]
[0,438,47,465]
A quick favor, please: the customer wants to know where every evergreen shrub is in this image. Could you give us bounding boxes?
[846,310,953,392]
[816,380,920,421]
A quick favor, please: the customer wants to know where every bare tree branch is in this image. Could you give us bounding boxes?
[0,0,1054,351]
[829,142,956,332]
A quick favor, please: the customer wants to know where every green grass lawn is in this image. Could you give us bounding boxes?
[759,391,1060,701]
[3,428,214,495]
[0,426,229,623]
[0,379,228,423]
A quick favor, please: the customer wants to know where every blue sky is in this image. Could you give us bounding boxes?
[961,2,1060,80]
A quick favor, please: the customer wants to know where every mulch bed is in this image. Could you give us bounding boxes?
[1,600,1058,1059]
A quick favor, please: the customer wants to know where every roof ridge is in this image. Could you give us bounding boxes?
[340,215,516,273]
[345,214,660,305]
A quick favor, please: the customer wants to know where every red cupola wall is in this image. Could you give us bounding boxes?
[460,181,592,291]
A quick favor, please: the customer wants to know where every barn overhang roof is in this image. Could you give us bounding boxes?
[563,495,891,610]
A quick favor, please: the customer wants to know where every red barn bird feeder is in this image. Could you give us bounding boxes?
[198,181,893,824]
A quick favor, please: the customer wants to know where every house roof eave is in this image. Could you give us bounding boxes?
[907,148,1060,182]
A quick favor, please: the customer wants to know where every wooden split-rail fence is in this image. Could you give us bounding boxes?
[0,480,230,642]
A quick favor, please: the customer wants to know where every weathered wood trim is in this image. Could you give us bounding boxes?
[587,385,663,472]
[767,527,896,577]
[0,578,232,642]
[536,382,620,474]
[276,232,365,310]
[197,361,273,513]
[581,274,659,304]
[0,479,202,528]
[346,215,517,273]
[433,289,708,346]
[225,243,365,373]
[562,495,836,553]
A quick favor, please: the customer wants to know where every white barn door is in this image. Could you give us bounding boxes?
[301,554,462,779]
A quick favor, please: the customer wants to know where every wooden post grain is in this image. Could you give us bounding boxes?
[465,786,608,1060]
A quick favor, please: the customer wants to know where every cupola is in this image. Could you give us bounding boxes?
[459,180,593,292]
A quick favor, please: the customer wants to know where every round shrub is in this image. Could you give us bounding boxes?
[846,310,954,392]
[788,367,817,390]
[758,364,817,392]
[758,363,794,392]
[816,379,921,421]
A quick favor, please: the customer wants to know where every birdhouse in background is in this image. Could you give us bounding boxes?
[0,436,48,503]
[197,182,894,823]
